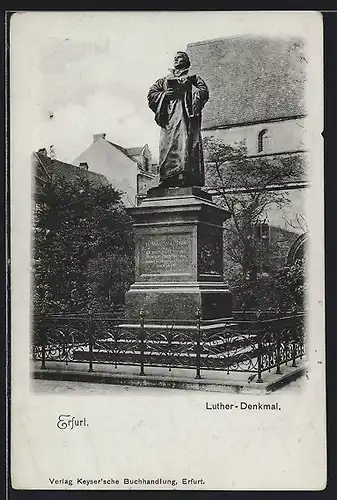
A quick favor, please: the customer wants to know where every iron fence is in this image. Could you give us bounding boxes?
[32,311,305,382]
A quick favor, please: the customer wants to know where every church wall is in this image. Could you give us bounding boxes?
[266,188,307,234]
[202,117,306,157]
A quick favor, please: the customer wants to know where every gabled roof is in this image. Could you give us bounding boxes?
[33,151,109,200]
[186,35,306,129]
[107,141,129,156]
[106,141,144,164]
[125,146,144,157]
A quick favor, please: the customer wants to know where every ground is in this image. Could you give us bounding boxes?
[32,379,174,394]
[32,377,303,394]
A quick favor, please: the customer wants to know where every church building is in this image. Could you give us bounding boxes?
[186,35,308,266]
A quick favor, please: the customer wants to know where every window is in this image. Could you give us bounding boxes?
[261,223,270,242]
[254,222,270,243]
[257,129,268,153]
[143,156,149,172]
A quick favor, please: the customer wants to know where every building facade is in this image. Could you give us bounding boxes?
[73,134,157,207]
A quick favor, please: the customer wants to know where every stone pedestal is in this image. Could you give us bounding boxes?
[125,187,232,322]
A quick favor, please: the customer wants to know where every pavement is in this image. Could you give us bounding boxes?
[32,355,306,394]
[32,378,177,394]
[32,374,303,395]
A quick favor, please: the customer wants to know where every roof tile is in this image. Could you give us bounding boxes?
[186,35,306,129]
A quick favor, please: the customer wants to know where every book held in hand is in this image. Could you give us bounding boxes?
[166,78,180,90]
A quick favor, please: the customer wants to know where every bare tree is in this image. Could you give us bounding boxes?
[203,136,305,281]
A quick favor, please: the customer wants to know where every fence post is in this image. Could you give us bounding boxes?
[299,315,304,360]
[275,325,282,374]
[256,328,263,383]
[88,314,94,373]
[40,329,46,370]
[139,308,145,376]
[195,308,201,380]
[292,320,298,367]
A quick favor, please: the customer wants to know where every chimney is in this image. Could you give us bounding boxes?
[49,145,56,159]
[93,133,106,142]
[79,162,89,170]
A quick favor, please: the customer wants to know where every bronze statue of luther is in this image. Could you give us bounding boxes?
[147,51,209,188]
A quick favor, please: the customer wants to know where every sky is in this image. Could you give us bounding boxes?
[11,11,316,163]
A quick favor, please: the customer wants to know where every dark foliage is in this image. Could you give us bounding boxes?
[33,175,134,314]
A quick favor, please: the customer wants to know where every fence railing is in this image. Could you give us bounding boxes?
[32,311,305,383]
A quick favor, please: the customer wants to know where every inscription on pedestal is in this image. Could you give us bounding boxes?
[139,233,192,276]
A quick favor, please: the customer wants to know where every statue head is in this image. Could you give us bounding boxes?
[173,51,191,71]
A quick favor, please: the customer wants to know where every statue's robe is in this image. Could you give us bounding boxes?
[147,72,209,187]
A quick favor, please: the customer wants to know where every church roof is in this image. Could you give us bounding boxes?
[186,35,306,129]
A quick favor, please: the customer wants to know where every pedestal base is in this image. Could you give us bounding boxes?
[125,189,232,323]
[125,282,232,322]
